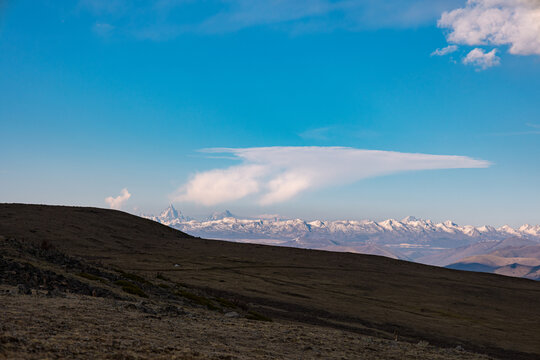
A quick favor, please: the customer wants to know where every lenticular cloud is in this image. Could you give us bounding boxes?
[172,147,490,206]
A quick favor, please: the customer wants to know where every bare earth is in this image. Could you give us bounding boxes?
[0,286,490,360]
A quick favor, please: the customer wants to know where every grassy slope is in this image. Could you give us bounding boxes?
[1,203,540,359]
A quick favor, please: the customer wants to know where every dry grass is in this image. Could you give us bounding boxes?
[1,204,540,359]
[0,286,492,360]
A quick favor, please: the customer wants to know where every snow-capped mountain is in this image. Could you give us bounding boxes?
[143,206,540,264]
[206,210,237,221]
[144,204,190,225]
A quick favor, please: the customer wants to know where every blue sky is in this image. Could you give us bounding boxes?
[1,0,539,226]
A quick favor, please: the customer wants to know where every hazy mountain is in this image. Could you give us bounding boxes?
[418,237,538,266]
[206,210,237,221]
[447,242,540,280]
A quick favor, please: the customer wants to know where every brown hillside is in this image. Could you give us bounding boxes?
[1,204,540,359]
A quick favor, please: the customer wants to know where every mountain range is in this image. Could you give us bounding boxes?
[144,205,540,279]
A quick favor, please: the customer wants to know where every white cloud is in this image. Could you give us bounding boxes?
[260,171,311,205]
[174,165,266,206]
[463,48,501,69]
[172,147,490,206]
[431,44,458,56]
[105,188,131,209]
[438,0,540,63]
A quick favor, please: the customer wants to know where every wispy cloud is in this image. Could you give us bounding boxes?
[79,0,463,40]
[488,130,540,136]
[93,22,115,36]
[172,146,490,206]
[299,127,333,140]
[431,44,458,56]
[105,188,131,209]
[487,123,540,136]
[299,126,378,141]
[436,0,540,67]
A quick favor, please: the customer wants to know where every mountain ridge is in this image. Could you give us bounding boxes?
[145,205,540,240]
[143,206,540,265]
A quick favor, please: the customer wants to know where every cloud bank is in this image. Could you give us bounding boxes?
[437,0,540,68]
[105,188,131,209]
[173,147,490,206]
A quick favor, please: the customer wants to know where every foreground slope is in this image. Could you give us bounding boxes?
[0,286,489,360]
[1,204,540,359]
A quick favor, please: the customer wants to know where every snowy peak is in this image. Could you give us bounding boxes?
[519,224,540,236]
[160,204,179,221]
[253,214,285,221]
[498,225,517,234]
[157,204,188,224]
[379,219,406,231]
[207,210,237,221]
[443,220,458,228]
[401,216,421,223]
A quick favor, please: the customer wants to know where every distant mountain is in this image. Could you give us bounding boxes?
[418,236,538,266]
[144,204,190,225]
[160,204,181,222]
[143,207,540,272]
[447,242,540,280]
[206,210,237,221]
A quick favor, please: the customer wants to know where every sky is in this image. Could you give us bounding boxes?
[1,0,540,226]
